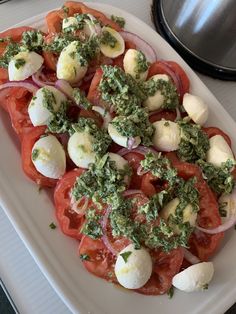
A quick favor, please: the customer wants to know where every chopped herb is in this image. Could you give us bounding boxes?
[164,121,170,126]
[0,42,20,68]
[49,222,57,229]
[70,117,111,155]
[73,88,92,110]
[82,208,103,239]
[32,148,40,161]
[202,284,209,290]
[120,251,132,263]
[177,120,210,163]
[0,37,11,43]
[100,30,117,48]
[134,51,149,79]
[21,30,44,52]
[167,286,174,299]
[219,202,227,217]
[62,5,69,15]
[80,254,90,261]
[42,87,57,112]
[197,159,235,195]
[14,58,26,69]
[111,15,126,28]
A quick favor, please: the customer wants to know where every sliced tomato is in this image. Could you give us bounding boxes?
[7,91,34,140]
[171,160,224,261]
[54,168,86,240]
[0,87,28,112]
[123,152,144,189]
[21,126,57,187]
[79,108,103,128]
[149,109,177,123]
[136,248,184,295]
[87,68,103,105]
[141,172,157,197]
[0,68,8,85]
[78,235,117,282]
[42,51,57,71]
[203,126,231,147]
[45,10,64,33]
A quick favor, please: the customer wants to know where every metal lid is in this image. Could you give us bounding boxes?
[152,0,236,80]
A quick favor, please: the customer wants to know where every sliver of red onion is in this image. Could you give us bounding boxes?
[120,31,157,63]
[183,248,200,265]
[101,206,118,256]
[196,215,236,234]
[32,68,55,87]
[117,145,158,157]
[123,189,144,197]
[71,196,89,216]
[0,81,38,95]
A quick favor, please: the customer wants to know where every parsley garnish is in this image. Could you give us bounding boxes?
[32,148,40,161]
[49,222,57,229]
[80,254,90,261]
[100,30,118,48]
[111,15,126,28]
[14,58,26,69]
[120,251,132,263]
[73,88,92,110]
[167,286,174,299]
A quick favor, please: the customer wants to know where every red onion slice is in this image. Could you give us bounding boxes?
[32,68,55,88]
[120,31,157,63]
[127,137,135,150]
[123,189,144,197]
[117,145,158,157]
[196,215,236,234]
[101,206,118,256]
[183,248,200,265]
[71,196,89,216]
[0,81,38,95]
[87,14,102,35]
[55,79,73,99]
[137,165,149,176]
[175,107,181,121]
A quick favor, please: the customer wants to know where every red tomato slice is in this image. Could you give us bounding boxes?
[0,68,8,85]
[78,235,117,282]
[203,126,231,147]
[0,87,28,112]
[149,109,177,123]
[54,168,86,240]
[171,160,224,261]
[7,91,34,140]
[123,152,144,189]
[21,126,57,187]
[141,172,158,197]
[87,68,103,105]
[136,248,184,295]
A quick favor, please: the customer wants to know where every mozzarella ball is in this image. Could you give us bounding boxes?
[8,51,43,81]
[57,41,88,83]
[68,131,96,168]
[206,135,234,168]
[152,120,181,151]
[183,93,209,125]
[28,86,67,126]
[115,244,152,289]
[108,123,141,148]
[108,152,128,171]
[62,17,78,31]
[31,135,66,179]
[218,190,236,220]
[92,106,112,129]
[100,26,125,58]
[144,74,170,111]
[123,49,148,81]
[172,262,214,292]
[160,198,197,234]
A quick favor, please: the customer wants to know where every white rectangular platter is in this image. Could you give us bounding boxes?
[0,3,236,314]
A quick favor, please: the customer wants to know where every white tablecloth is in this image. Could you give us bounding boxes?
[0,1,236,313]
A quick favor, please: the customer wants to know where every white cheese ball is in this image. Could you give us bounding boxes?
[183,93,209,125]
[62,17,78,31]
[28,86,67,126]
[8,51,44,81]
[160,198,197,234]
[115,244,152,289]
[32,135,66,179]
[152,120,181,151]
[206,135,234,168]
[100,26,125,58]
[218,189,236,220]
[108,152,128,171]
[108,123,141,149]
[68,131,96,168]
[144,74,170,111]
[57,41,88,83]
[92,106,112,129]
[123,49,148,81]
[172,262,214,292]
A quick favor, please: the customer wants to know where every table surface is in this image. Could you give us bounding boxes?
[0,1,236,314]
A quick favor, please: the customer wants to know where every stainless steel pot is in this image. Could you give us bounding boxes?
[152,0,236,80]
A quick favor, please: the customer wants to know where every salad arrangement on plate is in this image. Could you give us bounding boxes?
[0,1,236,297]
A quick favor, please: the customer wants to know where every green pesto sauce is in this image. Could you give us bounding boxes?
[14,58,26,69]
[134,51,149,78]
[73,88,92,110]
[70,117,111,156]
[32,148,40,161]
[100,30,118,48]
[197,159,235,195]
[111,15,126,28]
[177,119,210,163]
